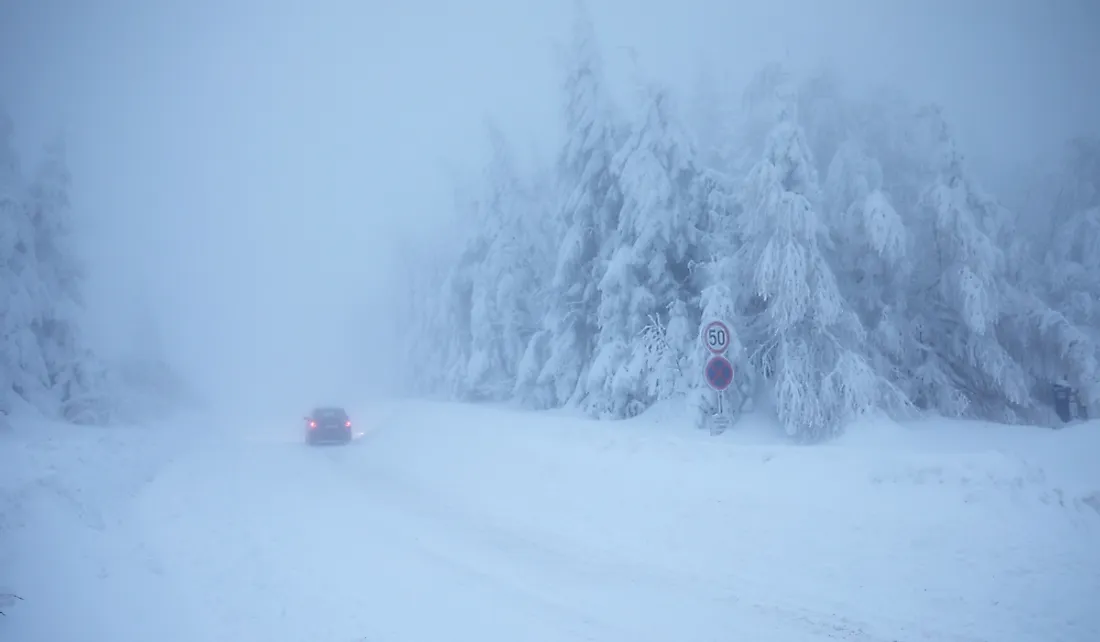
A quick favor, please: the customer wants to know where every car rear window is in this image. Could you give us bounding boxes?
[313,407,347,419]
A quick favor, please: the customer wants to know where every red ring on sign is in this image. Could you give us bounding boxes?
[705,355,734,391]
[703,320,731,355]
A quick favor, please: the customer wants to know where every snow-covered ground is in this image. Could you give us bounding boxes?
[2,399,1098,642]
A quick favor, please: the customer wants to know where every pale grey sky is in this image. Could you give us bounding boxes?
[1,0,1097,409]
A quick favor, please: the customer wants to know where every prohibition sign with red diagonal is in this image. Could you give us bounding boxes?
[704,355,734,392]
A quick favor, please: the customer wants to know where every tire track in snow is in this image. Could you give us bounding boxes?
[135,437,634,642]
[313,441,956,642]
[136,424,999,642]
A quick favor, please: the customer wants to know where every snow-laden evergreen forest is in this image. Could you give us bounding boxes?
[400,10,1100,440]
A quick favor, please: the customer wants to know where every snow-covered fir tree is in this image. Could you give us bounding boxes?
[511,151,562,402]
[690,150,752,429]
[424,123,558,402]
[462,129,522,400]
[734,76,906,440]
[1043,136,1100,333]
[903,106,1033,421]
[0,113,113,424]
[585,82,707,417]
[821,140,910,393]
[24,135,113,423]
[462,124,549,400]
[0,107,51,417]
[1023,136,1100,417]
[436,187,485,399]
[396,219,459,397]
[516,1,624,409]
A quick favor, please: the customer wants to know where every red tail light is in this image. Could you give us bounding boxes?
[345,420,351,428]
[309,420,317,429]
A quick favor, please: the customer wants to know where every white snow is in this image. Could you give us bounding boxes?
[2,400,1098,642]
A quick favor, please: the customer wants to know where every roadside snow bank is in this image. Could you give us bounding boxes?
[0,406,207,641]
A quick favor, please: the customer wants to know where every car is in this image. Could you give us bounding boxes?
[304,406,353,445]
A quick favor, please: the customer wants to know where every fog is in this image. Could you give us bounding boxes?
[2,0,1097,414]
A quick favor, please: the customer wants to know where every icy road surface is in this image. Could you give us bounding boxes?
[2,400,1099,642]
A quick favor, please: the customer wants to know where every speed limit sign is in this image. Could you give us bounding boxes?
[702,320,731,355]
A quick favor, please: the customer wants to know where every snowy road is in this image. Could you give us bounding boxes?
[4,401,1099,642]
[134,418,879,642]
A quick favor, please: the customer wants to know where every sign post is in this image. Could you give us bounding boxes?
[704,354,734,435]
[701,319,734,435]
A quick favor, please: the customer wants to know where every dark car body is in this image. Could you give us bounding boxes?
[305,406,353,445]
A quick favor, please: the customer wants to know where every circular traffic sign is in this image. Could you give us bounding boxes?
[704,355,734,392]
[702,320,731,354]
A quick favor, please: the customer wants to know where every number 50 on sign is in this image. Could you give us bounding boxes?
[702,320,731,355]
